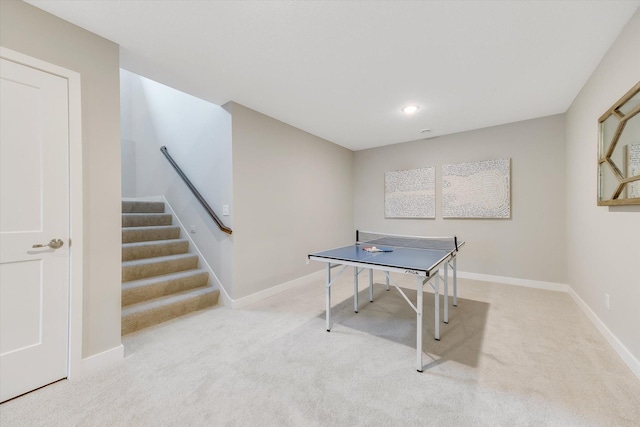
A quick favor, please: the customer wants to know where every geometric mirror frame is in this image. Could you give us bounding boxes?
[598,80,640,206]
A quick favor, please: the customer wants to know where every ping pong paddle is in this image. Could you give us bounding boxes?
[362,246,393,252]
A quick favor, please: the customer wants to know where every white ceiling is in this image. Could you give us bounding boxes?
[27,1,639,151]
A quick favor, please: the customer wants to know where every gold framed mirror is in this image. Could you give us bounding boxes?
[598,81,640,206]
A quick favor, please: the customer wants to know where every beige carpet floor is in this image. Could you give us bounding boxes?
[1,272,639,426]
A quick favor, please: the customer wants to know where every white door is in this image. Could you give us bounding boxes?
[0,57,70,402]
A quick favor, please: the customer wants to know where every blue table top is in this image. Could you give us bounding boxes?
[309,244,454,275]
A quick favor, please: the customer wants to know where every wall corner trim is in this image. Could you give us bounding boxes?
[567,287,640,380]
[80,344,124,378]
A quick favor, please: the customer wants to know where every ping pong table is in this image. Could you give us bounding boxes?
[308,230,464,372]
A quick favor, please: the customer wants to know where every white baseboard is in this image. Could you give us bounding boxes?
[442,270,638,378]
[223,268,568,310]
[217,277,234,307]
[224,270,324,309]
[567,287,640,380]
[445,269,568,293]
[443,269,639,380]
[80,344,124,377]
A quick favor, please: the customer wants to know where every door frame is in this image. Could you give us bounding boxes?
[1,47,83,379]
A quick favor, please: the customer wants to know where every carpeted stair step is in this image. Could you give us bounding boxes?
[122,269,209,306]
[122,239,190,261]
[122,253,198,282]
[122,213,173,227]
[122,225,181,243]
[120,199,220,335]
[122,201,165,214]
[121,286,219,335]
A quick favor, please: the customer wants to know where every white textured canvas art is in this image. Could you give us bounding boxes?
[385,167,435,218]
[442,158,511,218]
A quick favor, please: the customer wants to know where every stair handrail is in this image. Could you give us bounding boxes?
[160,146,232,235]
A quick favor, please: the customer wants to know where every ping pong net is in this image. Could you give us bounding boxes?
[357,230,459,252]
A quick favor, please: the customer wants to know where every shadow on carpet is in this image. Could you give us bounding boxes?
[315,284,489,370]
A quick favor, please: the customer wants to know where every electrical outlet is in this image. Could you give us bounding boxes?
[605,293,610,310]
[190,225,196,234]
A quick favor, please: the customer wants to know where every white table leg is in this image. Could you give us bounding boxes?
[326,263,331,332]
[354,267,358,313]
[434,274,440,341]
[417,275,423,372]
[444,263,449,324]
[453,256,458,307]
[386,274,390,291]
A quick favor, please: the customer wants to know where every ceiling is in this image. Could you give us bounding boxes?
[26,1,639,151]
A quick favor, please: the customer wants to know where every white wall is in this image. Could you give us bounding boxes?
[565,9,640,363]
[354,115,568,285]
[229,103,354,300]
[120,69,234,291]
[0,0,121,358]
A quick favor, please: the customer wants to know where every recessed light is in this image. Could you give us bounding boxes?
[401,105,420,115]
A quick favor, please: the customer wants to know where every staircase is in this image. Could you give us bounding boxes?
[121,200,219,335]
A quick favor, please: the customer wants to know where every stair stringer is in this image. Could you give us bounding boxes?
[158,196,226,296]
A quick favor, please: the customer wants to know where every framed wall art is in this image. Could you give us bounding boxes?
[442,158,511,219]
[384,166,435,218]
[598,81,640,205]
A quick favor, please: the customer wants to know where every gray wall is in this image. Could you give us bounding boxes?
[0,1,122,357]
[566,9,640,362]
[229,103,354,299]
[354,115,567,284]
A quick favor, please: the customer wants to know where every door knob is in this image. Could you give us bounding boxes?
[32,239,64,249]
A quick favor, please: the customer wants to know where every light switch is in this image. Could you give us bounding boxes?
[222,205,230,216]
